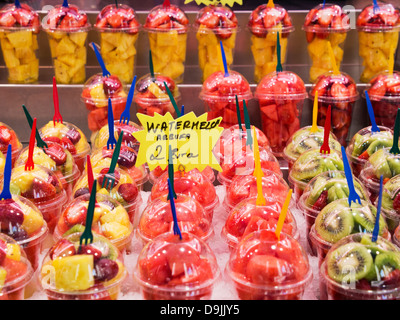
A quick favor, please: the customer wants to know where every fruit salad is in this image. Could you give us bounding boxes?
[195,5,238,82]
[357,2,400,83]
[40,232,126,300]
[381,175,400,233]
[0,122,22,167]
[144,3,189,83]
[303,3,350,82]
[42,3,90,84]
[134,232,219,300]
[0,2,40,83]
[255,70,307,156]
[199,70,252,129]
[226,229,312,300]
[248,4,294,82]
[95,4,140,84]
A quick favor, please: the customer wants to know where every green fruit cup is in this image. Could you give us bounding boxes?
[381,175,400,234]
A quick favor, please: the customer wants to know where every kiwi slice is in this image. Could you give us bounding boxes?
[366,139,393,156]
[360,234,399,257]
[369,150,392,178]
[327,242,374,283]
[327,183,348,203]
[375,251,400,279]
[352,133,368,156]
[296,136,323,155]
[291,157,325,182]
[352,203,387,235]
[62,224,85,237]
[387,157,400,177]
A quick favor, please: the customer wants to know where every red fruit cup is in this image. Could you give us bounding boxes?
[134,73,180,117]
[137,194,213,246]
[380,175,400,234]
[0,122,23,167]
[0,233,34,300]
[95,4,140,84]
[248,4,294,83]
[81,73,128,132]
[365,71,400,129]
[149,165,215,185]
[255,71,307,157]
[38,121,91,173]
[133,232,220,300]
[40,232,126,300]
[226,229,312,300]
[199,70,252,129]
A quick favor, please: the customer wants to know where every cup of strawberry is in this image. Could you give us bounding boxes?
[0,122,22,167]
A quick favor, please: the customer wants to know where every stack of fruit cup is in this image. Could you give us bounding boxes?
[248,3,294,83]
[381,175,400,234]
[0,233,34,300]
[303,3,350,83]
[144,1,189,84]
[0,1,40,83]
[195,4,238,82]
[133,231,220,300]
[319,233,400,300]
[149,166,215,185]
[357,2,400,83]
[42,2,90,84]
[40,232,126,300]
[94,4,140,84]
[255,70,307,157]
[0,122,22,167]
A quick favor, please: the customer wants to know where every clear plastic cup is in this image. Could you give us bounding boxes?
[94,4,140,84]
[137,194,213,245]
[222,198,299,251]
[133,73,180,117]
[381,175,400,234]
[0,2,40,83]
[319,233,400,300]
[133,232,220,300]
[149,165,215,185]
[226,229,312,300]
[310,71,359,146]
[248,4,294,83]
[144,4,189,84]
[195,5,238,83]
[54,193,133,255]
[365,71,400,129]
[393,224,400,248]
[42,3,91,84]
[255,71,307,157]
[40,232,126,300]
[0,233,34,300]
[357,2,400,83]
[199,70,252,129]
[309,198,389,268]
[303,3,350,83]
[81,73,128,132]
[0,122,23,167]
[346,125,393,177]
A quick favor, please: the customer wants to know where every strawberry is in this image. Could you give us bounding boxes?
[44,143,67,166]
[0,126,11,145]
[312,190,328,211]
[60,137,77,155]
[358,150,370,160]
[49,239,76,260]
[63,205,87,227]
[0,12,16,27]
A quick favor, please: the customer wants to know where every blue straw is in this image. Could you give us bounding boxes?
[365,91,380,134]
[220,41,229,77]
[91,42,110,77]
[167,178,182,239]
[371,175,383,242]
[373,0,380,14]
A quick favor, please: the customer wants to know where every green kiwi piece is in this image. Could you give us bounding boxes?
[306,176,331,206]
[375,251,400,278]
[352,133,368,156]
[296,136,323,155]
[291,157,325,183]
[368,149,392,178]
[351,203,387,235]
[387,157,400,177]
[360,234,399,256]
[366,139,393,156]
[62,224,85,237]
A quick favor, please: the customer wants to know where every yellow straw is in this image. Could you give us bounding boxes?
[389,43,395,75]
[267,0,275,8]
[310,90,319,133]
[327,42,340,75]
[275,189,292,241]
[252,127,266,206]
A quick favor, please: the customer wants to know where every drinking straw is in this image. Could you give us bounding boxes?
[309,91,319,133]
[267,0,274,8]
[275,189,293,241]
[167,144,177,200]
[276,32,282,73]
[243,99,253,149]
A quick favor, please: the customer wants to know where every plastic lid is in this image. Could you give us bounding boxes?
[42,3,91,32]
[357,2,400,31]
[95,4,140,32]
[366,71,400,100]
[0,2,40,32]
[248,4,294,35]
[382,175,400,219]
[194,4,238,34]
[303,3,350,33]
[137,194,212,243]
[0,122,22,158]
[134,73,180,104]
[144,4,189,33]
[200,70,252,102]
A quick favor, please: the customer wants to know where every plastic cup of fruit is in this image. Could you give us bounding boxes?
[222,198,299,252]
[357,3,400,83]
[54,193,134,255]
[255,71,307,157]
[144,4,189,84]
[283,125,341,172]
[288,148,344,203]
[380,175,400,234]
[137,194,213,245]
[0,2,40,83]
[134,231,220,300]
[309,198,389,268]
[319,233,400,300]
[94,4,140,84]
[42,3,91,84]
[0,122,22,167]
[199,70,252,129]
[226,229,312,300]
[248,4,294,83]
[81,73,128,132]
[194,5,238,83]
[365,71,400,129]
[133,73,180,117]
[298,170,370,255]
[40,232,126,300]
[302,3,350,83]
[149,169,219,221]
[309,71,359,146]
[345,125,393,177]
[39,121,91,173]
[149,165,215,185]
[0,233,34,300]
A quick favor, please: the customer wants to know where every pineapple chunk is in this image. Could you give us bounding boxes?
[157,30,178,47]
[6,30,32,48]
[69,32,87,47]
[3,49,19,68]
[162,61,184,80]
[15,47,36,61]
[100,206,130,227]
[148,82,169,100]
[0,267,6,291]
[101,221,130,239]
[55,36,76,57]
[6,243,21,261]
[100,32,121,47]
[20,203,45,235]
[0,38,13,50]
[54,59,71,84]
[89,83,107,104]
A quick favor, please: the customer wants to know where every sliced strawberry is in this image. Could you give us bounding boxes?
[60,137,77,155]
[311,190,328,211]
[44,143,67,166]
